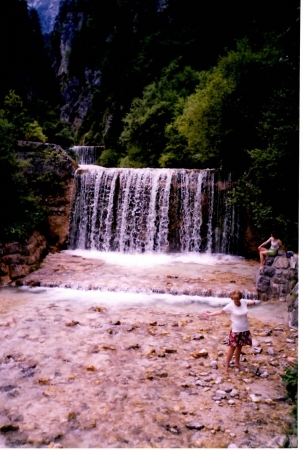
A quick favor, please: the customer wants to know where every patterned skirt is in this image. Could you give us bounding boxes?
[228,330,252,347]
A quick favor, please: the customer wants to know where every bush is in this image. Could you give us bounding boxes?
[282,360,298,432]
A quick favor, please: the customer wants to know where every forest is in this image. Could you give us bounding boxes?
[0,0,299,251]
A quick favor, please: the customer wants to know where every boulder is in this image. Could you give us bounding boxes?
[287,283,298,329]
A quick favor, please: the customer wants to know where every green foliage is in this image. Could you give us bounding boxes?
[119,60,199,167]
[24,121,47,143]
[0,111,46,241]
[282,361,298,430]
[96,149,120,167]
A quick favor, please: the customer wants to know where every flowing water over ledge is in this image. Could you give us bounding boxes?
[19,251,260,299]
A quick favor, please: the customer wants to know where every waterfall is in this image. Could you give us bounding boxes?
[69,167,240,254]
[71,146,100,165]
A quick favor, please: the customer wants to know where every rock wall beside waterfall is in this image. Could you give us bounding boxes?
[0,231,47,285]
[255,251,298,301]
[0,141,78,285]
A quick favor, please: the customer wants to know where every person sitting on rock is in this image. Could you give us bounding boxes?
[258,231,287,269]
[200,290,258,375]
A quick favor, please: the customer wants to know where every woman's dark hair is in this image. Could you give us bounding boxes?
[271,230,279,238]
[230,290,242,299]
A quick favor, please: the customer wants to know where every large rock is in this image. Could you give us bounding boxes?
[0,231,47,284]
[287,282,298,329]
[255,253,298,301]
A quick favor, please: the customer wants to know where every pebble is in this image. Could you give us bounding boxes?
[215,377,223,384]
[269,360,279,367]
[192,334,204,340]
[286,339,295,343]
[204,376,213,382]
[260,371,269,378]
[229,389,239,397]
[249,394,261,403]
[197,349,208,357]
[210,361,218,369]
[227,400,235,405]
[253,347,263,354]
[185,422,204,430]
[216,390,227,398]
[267,348,275,355]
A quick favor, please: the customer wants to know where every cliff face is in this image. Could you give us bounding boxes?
[28,0,61,34]
[50,3,101,130]
[0,141,78,285]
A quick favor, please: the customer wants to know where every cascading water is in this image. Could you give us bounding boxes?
[71,146,99,165]
[69,167,240,254]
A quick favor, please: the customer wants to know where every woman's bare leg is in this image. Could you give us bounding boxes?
[234,345,242,369]
[259,249,268,267]
[225,346,235,374]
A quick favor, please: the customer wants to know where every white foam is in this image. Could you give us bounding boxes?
[63,249,244,268]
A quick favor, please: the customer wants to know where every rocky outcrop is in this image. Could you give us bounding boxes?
[255,251,298,301]
[287,282,298,329]
[29,0,61,34]
[0,141,78,285]
[0,231,47,285]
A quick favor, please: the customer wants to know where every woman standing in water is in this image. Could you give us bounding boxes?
[258,231,286,268]
[201,291,258,374]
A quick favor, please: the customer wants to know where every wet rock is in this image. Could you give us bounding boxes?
[185,422,204,430]
[0,384,18,392]
[0,424,19,433]
[68,412,76,421]
[164,425,180,435]
[39,378,51,385]
[215,377,223,384]
[204,376,213,382]
[112,320,121,326]
[269,360,279,367]
[192,334,204,340]
[126,344,140,350]
[266,435,288,448]
[164,348,177,354]
[253,347,263,354]
[216,390,227,398]
[65,321,80,327]
[88,306,106,313]
[193,349,208,358]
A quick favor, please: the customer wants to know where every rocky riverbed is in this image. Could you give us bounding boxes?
[0,285,298,448]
